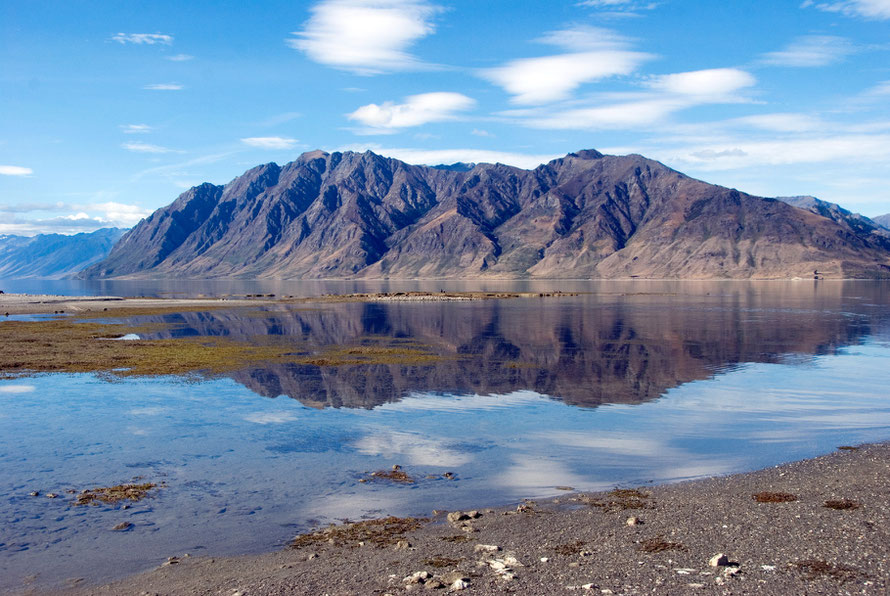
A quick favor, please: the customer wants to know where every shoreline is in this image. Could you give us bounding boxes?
[0,291,578,315]
[52,442,889,595]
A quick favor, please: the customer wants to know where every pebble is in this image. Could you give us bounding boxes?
[112,522,133,531]
[447,512,469,523]
[395,540,411,550]
[450,579,469,591]
[29,491,39,497]
[626,516,641,526]
[404,571,430,585]
[46,493,58,499]
[709,553,730,567]
[540,557,550,563]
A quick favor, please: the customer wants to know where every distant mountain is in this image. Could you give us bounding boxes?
[777,196,890,248]
[81,150,890,280]
[0,228,126,279]
[874,213,890,230]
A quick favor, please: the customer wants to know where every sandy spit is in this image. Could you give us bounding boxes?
[0,293,274,315]
[51,443,889,596]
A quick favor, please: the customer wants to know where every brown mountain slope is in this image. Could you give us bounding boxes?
[80,150,890,279]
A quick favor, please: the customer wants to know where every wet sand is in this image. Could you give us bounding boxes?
[51,442,889,596]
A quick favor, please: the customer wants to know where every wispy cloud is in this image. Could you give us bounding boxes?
[165,53,194,61]
[121,141,180,153]
[143,83,184,91]
[655,133,890,171]
[480,26,652,104]
[288,0,440,74]
[256,111,302,127]
[0,165,33,176]
[348,92,475,132]
[762,35,856,67]
[577,0,660,14]
[111,33,173,45]
[505,68,756,130]
[240,136,299,149]
[120,124,153,134]
[802,0,890,20]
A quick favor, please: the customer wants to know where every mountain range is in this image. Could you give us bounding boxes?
[64,149,890,279]
[0,228,125,280]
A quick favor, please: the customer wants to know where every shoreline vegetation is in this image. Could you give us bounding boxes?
[52,442,889,595]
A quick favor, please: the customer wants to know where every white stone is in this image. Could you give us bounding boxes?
[450,579,469,591]
[709,553,729,567]
[474,544,499,553]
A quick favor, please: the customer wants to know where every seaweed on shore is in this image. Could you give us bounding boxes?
[638,536,685,553]
[794,559,867,582]
[581,488,651,511]
[753,491,798,503]
[291,516,428,549]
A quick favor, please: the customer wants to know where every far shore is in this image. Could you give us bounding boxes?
[0,290,579,316]
[48,442,889,596]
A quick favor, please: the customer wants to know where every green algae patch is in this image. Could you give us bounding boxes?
[75,482,159,506]
[0,318,300,377]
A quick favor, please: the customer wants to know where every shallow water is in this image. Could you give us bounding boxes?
[1,281,889,592]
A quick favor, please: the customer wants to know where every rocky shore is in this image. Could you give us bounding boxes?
[54,442,889,595]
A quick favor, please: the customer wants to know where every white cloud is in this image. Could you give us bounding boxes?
[647,68,756,98]
[507,68,756,131]
[120,124,153,134]
[112,33,173,45]
[338,143,561,169]
[122,141,179,153]
[762,35,856,67]
[471,128,494,137]
[89,202,153,225]
[0,165,33,176]
[165,54,194,61]
[240,136,299,149]
[0,200,151,235]
[802,0,890,19]
[143,83,183,90]
[481,26,651,104]
[348,92,475,130]
[288,0,439,75]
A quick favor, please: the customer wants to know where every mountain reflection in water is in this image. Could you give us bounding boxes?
[124,282,886,409]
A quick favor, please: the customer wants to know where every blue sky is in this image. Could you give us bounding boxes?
[1,0,889,235]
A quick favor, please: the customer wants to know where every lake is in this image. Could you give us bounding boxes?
[1,280,889,592]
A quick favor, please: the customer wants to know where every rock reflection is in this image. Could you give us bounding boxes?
[130,283,886,409]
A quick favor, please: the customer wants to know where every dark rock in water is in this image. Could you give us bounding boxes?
[79,150,890,280]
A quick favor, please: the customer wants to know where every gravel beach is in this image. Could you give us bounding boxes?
[49,442,889,596]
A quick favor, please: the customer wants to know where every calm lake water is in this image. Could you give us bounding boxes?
[2,280,890,592]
